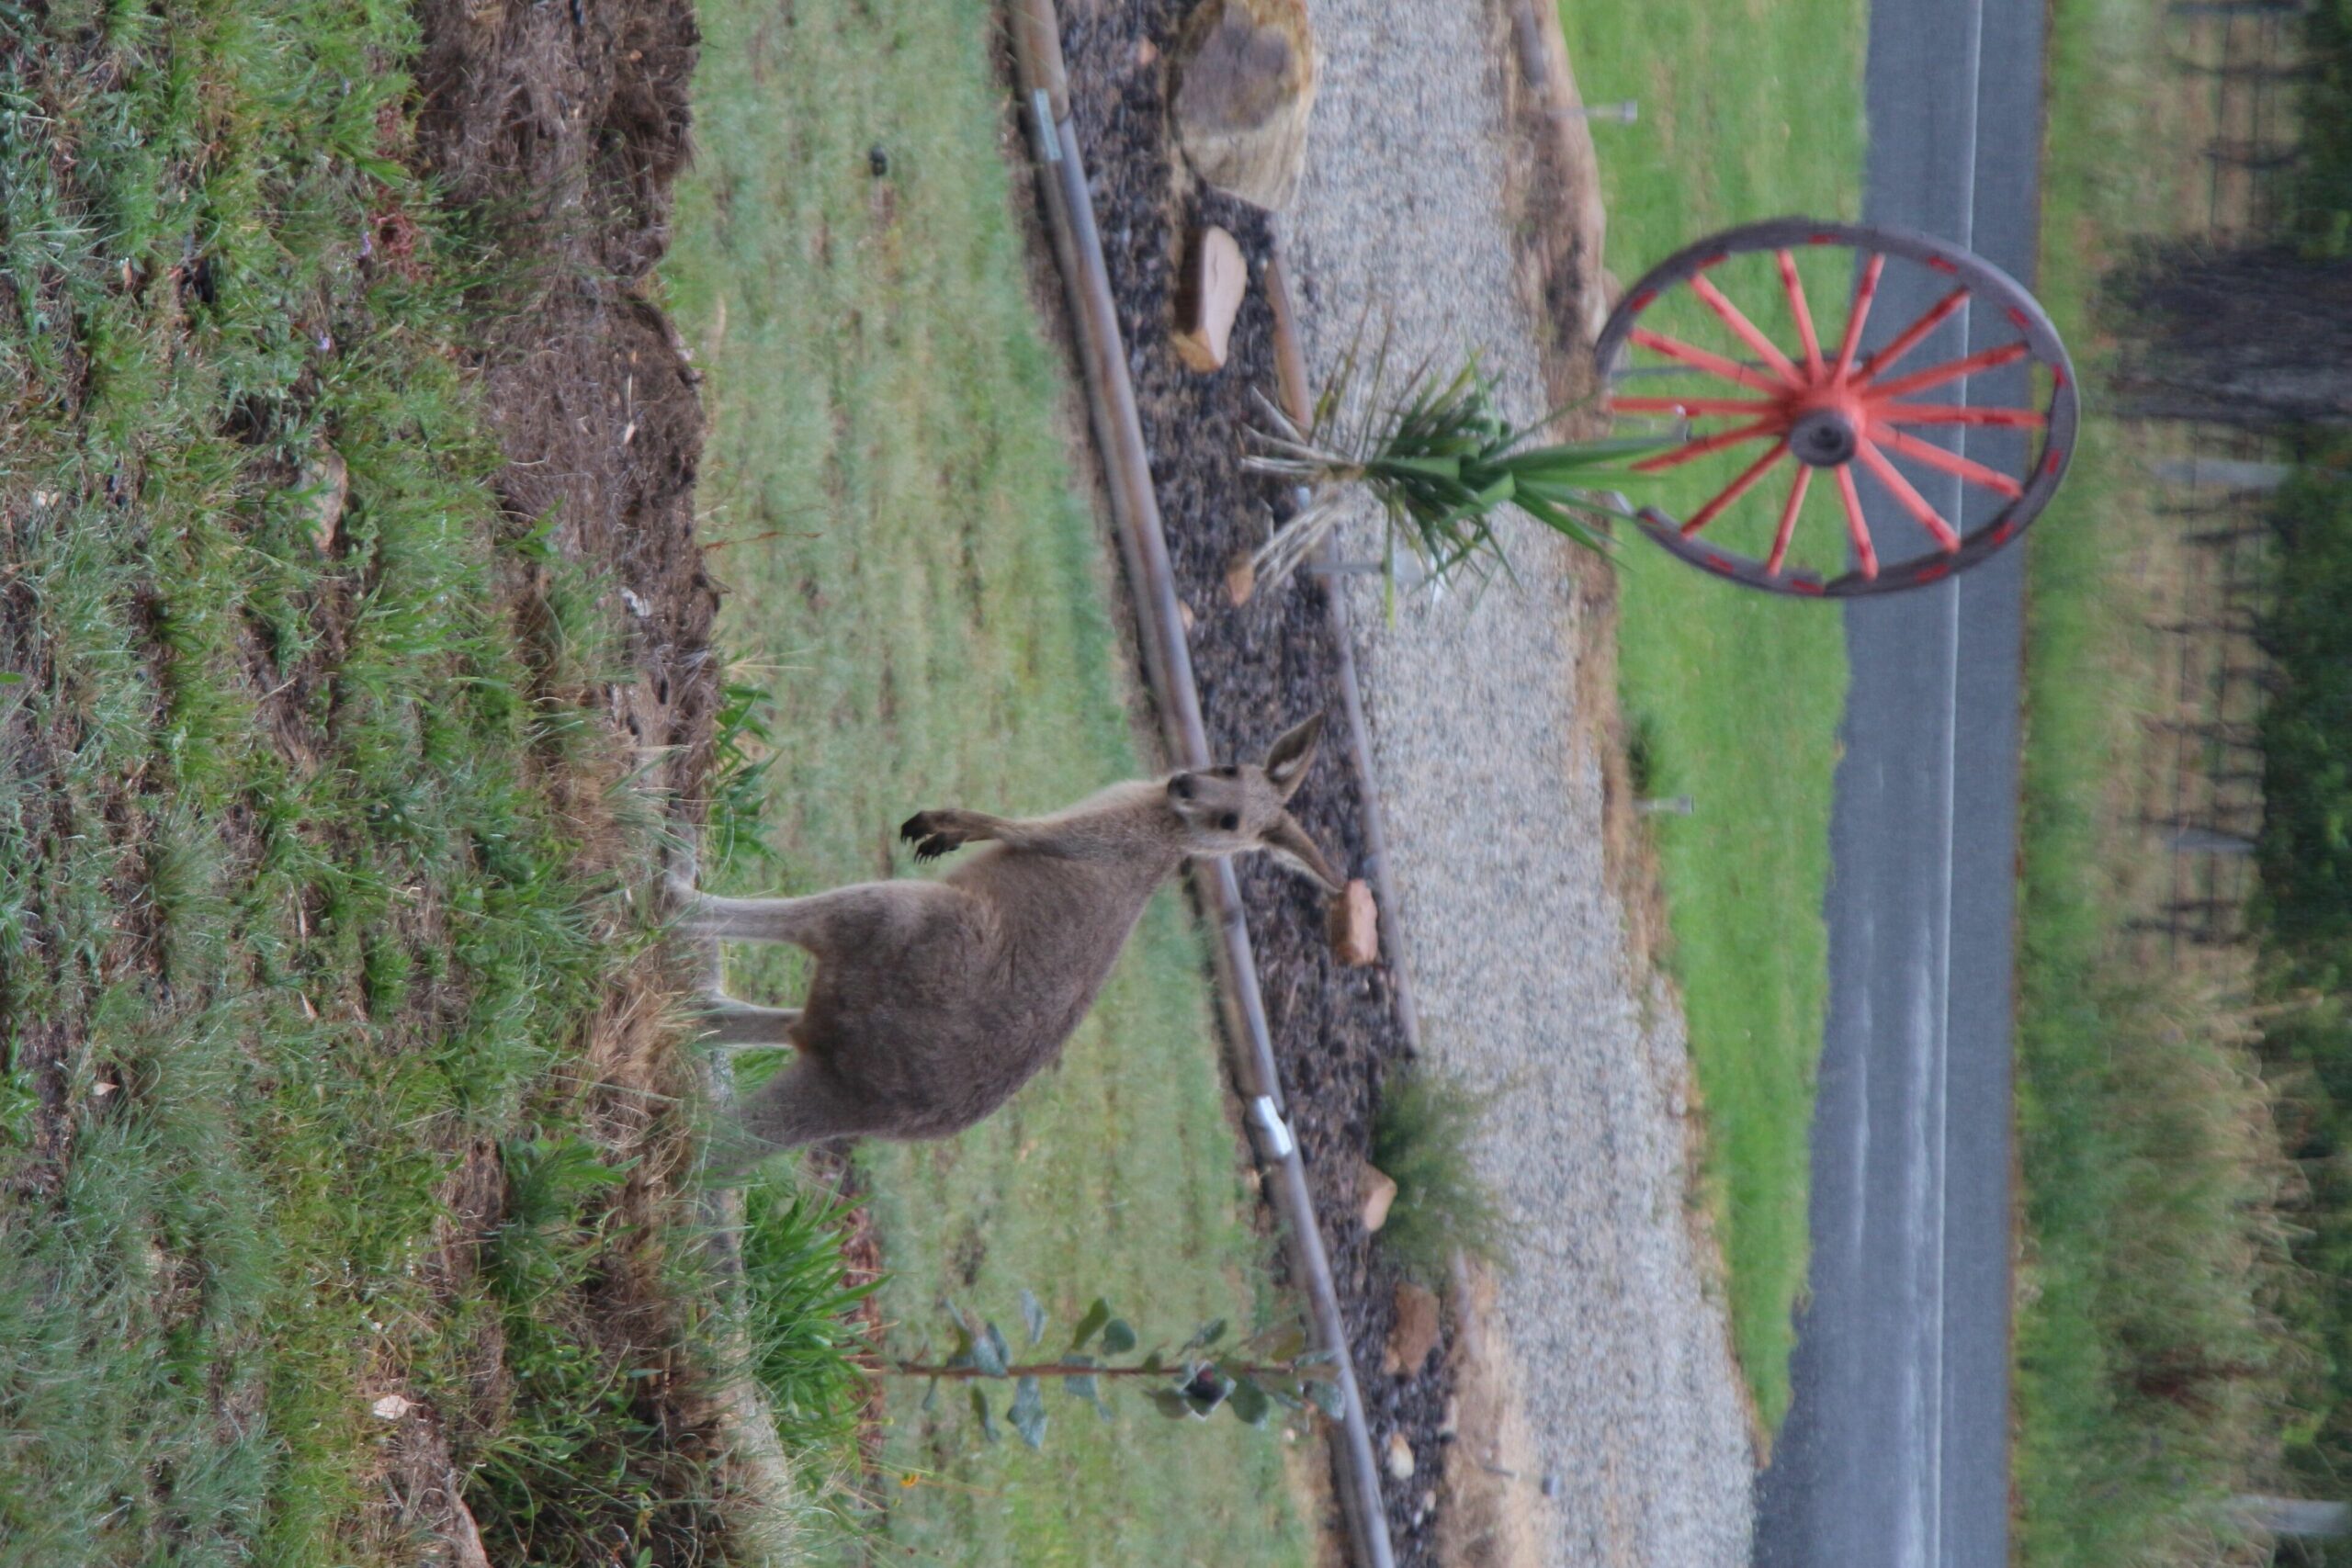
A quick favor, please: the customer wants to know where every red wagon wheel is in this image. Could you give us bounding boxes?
[1594,218,2079,596]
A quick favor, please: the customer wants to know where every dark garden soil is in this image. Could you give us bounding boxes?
[1054,11,1457,1562]
[412,0,720,811]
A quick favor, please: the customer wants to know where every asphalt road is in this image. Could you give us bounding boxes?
[1751,3,2047,1565]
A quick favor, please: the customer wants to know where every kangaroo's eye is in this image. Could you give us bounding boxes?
[1218,812,1240,831]
[1216,765,1238,778]
[1170,776,1194,799]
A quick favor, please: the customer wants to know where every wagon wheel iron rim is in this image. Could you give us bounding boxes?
[1593,218,2081,597]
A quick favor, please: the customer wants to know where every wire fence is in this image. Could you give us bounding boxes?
[2125,2,2306,960]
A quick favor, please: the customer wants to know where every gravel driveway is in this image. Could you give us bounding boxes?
[1274,4,1757,1561]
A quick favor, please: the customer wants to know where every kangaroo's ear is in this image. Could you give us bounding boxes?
[1261,811,1342,894]
[1261,713,1326,802]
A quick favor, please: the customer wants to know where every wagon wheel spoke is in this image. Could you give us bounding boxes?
[1834,463,1878,579]
[1852,284,1971,384]
[1831,254,1885,380]
[1689,271,1804,385]
[1631,418,1783,474]
[1628,327,1788,394]
[1865,339,2031,401]
[1767,465,1815,576]
[1856,438,1962,552]
[1877,401,2047,429]
[1777,250,1826,378]
[1609,395,1782,417]
[1869,423,2025,500]
[1682,441,1791,536]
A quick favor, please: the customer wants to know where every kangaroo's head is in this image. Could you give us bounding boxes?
[1163,714,1343,892]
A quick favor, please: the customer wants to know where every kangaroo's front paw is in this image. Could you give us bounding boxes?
[899,810,964,863]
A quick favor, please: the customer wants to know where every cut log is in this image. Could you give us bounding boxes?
[1170,0,1317,210]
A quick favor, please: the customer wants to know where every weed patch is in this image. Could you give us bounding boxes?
[0,5,748,1562]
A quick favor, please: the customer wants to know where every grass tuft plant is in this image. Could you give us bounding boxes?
[1369,1066,1508,1284]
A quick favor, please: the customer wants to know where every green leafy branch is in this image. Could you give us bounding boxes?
[888,1292,1342,1450]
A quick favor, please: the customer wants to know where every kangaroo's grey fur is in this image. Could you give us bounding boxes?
[675,715,1340,1175]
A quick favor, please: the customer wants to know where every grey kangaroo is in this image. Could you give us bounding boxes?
[673,715,1340,1173]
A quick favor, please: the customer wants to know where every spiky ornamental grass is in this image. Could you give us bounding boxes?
[1245,324,1662,612]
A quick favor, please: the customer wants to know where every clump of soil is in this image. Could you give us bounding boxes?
[412,0,718,807]
[1055,8,1456,1560]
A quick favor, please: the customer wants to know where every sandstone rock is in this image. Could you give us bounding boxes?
[1173,225,1248,373]
[1224,547,1257,606]
[1329,878,1378,966]
[1385,1428,1417,1480]
[1385,1280,1442,1375]
[1170,0,1317,210]
[1359,1160,1398,1233]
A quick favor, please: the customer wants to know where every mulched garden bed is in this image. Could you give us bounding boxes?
[1054,9,1456,1560]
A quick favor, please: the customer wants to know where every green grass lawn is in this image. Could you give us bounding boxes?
[0,5,730,1564]
[662,1,1317,1562]
[1560,0,1868,1430]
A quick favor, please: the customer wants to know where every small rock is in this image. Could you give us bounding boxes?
[868,144,889,177]
[1224,547,1257,606]
[1172,225,1247,373]
[1177,601,1197,634]
[1540,1472,1561,1498]
[1359,1160,1398,1233]
[302,446,349,555]
[1171,0,1317,210]
[370,1393,415,1422]
[1136,36,1159,68]
[1437,1393,1459,1439]
[1384,1280,1442,1375]
[1385,1429,1416,1481]
[1328,878,1378,966]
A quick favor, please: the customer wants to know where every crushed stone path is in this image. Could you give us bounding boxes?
[1274,4,1757,1562]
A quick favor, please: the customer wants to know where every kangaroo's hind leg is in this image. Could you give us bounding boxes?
[707,1057,874,1181]
[673,880,951,963]
[693,997,803,1048]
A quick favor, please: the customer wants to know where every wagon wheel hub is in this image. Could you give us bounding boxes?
[1788,404,1862,468]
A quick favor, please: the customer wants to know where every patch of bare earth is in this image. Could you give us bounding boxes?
[392,0,792,1554]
